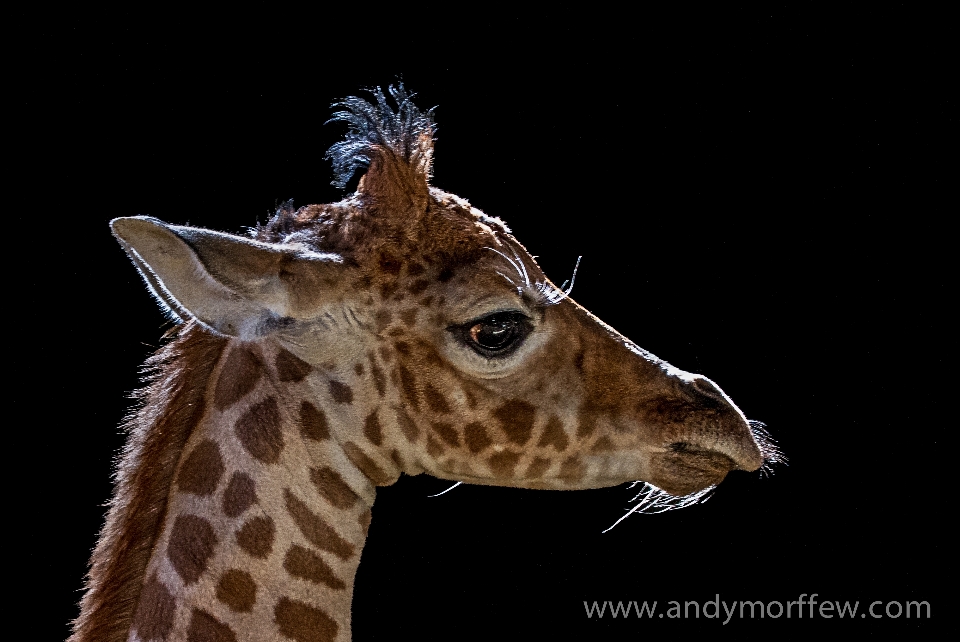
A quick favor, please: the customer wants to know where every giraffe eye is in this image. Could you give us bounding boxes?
[453,312,532,358]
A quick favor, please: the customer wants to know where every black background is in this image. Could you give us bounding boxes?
[14,7,949,639]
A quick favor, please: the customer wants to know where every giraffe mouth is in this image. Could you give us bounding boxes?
[647,442,738,496]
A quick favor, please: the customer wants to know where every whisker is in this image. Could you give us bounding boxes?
[748,420,787,478]
[602,482,715,533]
[427,482,462,497]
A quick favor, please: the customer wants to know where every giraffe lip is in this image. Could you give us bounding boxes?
[668,443,737,471]
[648,443,737,495]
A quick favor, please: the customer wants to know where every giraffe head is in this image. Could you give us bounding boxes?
[111,85,774,503]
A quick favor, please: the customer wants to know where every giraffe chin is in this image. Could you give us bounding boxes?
[646,449,738,497]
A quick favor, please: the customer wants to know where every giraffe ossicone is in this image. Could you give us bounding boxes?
[72,84,780,642]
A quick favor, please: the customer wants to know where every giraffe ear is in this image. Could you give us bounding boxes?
[110,216,344,337]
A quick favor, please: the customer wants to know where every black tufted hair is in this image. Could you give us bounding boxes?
[324,83,437,189]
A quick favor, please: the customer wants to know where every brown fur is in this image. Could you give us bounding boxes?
[274,597,338,642]
[235,515,275,558]
[70,321,226,642]
[284,489,355,559]
[222,472,257,518]
[186,608,237,642]
[168,514,219,584]
[215,569,258,613]
[283,545,347,590]
[176,439,226,495]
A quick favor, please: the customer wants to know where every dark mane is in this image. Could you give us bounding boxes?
[325,83,437,189]
[70,322,226,642]
[253,84,442,253]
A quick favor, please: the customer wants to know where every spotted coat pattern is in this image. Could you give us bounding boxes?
[74,87,769,642]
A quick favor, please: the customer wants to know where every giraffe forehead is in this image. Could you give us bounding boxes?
[266,190,516,279]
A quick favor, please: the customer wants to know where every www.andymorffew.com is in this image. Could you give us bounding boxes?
[583,594,930,623]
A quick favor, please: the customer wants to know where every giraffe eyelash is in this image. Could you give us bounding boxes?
[483,244,582,308]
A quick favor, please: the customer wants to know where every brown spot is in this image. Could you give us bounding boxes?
[310,466,358,509]
[132,574,176,641]
[177,439,225,496]
[418,339,446,366]
[343,442,392,485]
[390,448,404,469]
[222,472,257,518]
[214,345,263,410]
[363,410,383,446]
[300,401,330,441]
[168,514,217,585]
[464,422,492,454]
[378,345,392,363]
[275,348,313,382]
[329,380,354,404]
[359,509,372,537]
[577,411,598,438]
[374,309,392,331]
[438,266,455,282]
[397,364,419,411]
[397,409,420,442]
[394,340,411,355]
[431,422,460,447]
[274,597,338,642]
[537,416,569,452]
[488,451,522,478]
[492,399,537,446]
[186,608,237,642]
[407,279,429,295]
[407,262,425,276]
[423,383,451,414]
[284,544,346,589]
[418,295,434,307]
[379,251,402,274]
[379,280,399,300]
[285,489,354,559]
[216,569,257,613]
[590,435,615,453]
[354,362,364,377]
[236,515,275,558]
[574,349,585,374]
[526,456,552,478]
[369,354,386,396]
[426,434,444,457]
[399,308,418,326]
[235,396,284,464]
[559,456,586,484]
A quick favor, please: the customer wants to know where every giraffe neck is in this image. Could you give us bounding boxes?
[128,339,384,642]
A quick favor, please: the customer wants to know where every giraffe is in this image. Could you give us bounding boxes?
[71,85,779,642]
